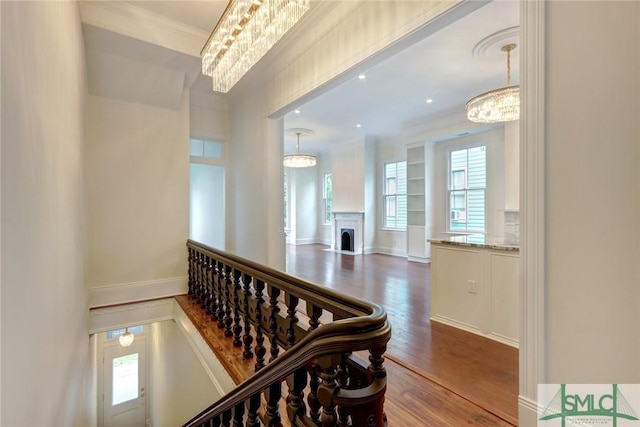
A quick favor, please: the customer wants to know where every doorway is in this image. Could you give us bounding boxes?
[279,0,522,422]
[189,139,226,250]
[102,334,147,427]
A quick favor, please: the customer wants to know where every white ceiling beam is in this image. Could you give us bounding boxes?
[78,1,209,58]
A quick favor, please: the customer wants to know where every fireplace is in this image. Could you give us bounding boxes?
[332,212,364,254]
[340,228,355,252]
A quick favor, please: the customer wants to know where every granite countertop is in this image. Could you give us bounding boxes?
[428,234,519,252]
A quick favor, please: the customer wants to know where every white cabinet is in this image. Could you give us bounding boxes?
[430,243,519,347]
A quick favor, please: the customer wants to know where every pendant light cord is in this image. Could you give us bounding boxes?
[502,43,516,86]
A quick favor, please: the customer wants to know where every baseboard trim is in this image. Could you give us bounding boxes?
[518,395,539,426]
[89,276,188,308]
[430,315,519,349]
[375,247,407,258]
[407,255,430,264]
[295,237,317,245]
[174,302,236,396]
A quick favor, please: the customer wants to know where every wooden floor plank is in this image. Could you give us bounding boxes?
[285,244,518,425]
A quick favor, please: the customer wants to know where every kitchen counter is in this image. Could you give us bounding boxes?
[428,234,519,347]
[428,234,519,252]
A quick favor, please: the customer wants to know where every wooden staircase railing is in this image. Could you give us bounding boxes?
[183,240,391,427]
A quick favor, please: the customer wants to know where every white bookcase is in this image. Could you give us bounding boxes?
[407,145,427,261]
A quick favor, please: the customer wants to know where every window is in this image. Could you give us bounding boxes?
[190,139,223,159]
[112,353,139,405]
[448,146,486,232]
[106,325,143,340]
[322,173,332,224]
[383,161,407,228]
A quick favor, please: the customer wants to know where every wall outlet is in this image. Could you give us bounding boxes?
[468,280,477,294]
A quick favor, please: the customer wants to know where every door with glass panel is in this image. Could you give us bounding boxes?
[103,338,146,427]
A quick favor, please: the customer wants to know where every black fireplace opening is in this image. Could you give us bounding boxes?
[340,228,355,252]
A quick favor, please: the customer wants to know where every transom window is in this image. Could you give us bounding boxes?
[448,146,486,232]
[190,139,223,159]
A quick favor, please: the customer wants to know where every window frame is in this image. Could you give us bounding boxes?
[382,160,408,230]
[322,172,333,225]
[190,139,225,166]
[446,144,487,233]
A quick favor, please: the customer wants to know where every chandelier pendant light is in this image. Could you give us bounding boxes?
[201,0,310,93]
[119,327,134,347]
[466,43,520,123]
[284,129,316,168]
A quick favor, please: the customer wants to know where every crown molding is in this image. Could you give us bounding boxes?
[79,1,209,57]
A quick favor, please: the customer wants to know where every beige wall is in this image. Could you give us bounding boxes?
[85,93,189,293]
[1,1,93,424]
[544,1,640,383]
[148,321,221,427]
[331,138,366,213]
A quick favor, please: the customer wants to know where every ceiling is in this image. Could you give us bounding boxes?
[80,1,519,155]
[282,0,520,154]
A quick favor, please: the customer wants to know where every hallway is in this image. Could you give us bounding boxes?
[285,244,518,425]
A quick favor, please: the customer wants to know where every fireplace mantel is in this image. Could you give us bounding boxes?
[332,212,364,254]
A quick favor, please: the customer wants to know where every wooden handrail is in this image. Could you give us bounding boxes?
[182,240,392,427]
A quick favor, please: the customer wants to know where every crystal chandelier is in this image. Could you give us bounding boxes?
[466,44,520,123]
[201,0,310,93]
[284,130,316,168]
[119,328,134,347]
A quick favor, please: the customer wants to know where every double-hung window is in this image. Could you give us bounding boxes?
[322,172,332,224]
[383,161,407,228]
[448,146,486,232]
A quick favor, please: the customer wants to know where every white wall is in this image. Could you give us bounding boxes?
[331,139,365,212]
[85,93,190,302]
[544,1,639,383]
[227,94,282,264]
[289,167,318,245]
[189,90,229,143]
[1,1,93,424]
[148,321,221,427]
[364,137,377,252]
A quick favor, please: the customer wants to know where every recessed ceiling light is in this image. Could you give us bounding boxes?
[356,124,362,128]
[294,109,301,114]
[426,98,433,104]
[358,74,366,80]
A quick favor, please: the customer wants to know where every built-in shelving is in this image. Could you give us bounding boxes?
[407,146,425,227]
[406,145,427,262]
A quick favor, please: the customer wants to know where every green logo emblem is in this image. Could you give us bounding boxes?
[539,384,639,427]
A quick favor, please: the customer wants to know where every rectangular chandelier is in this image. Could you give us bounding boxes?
[201,0,310,93]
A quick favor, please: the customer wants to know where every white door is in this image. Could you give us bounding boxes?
[103,339,146,427]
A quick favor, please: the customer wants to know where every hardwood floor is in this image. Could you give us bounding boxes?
[285,244,519,425]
